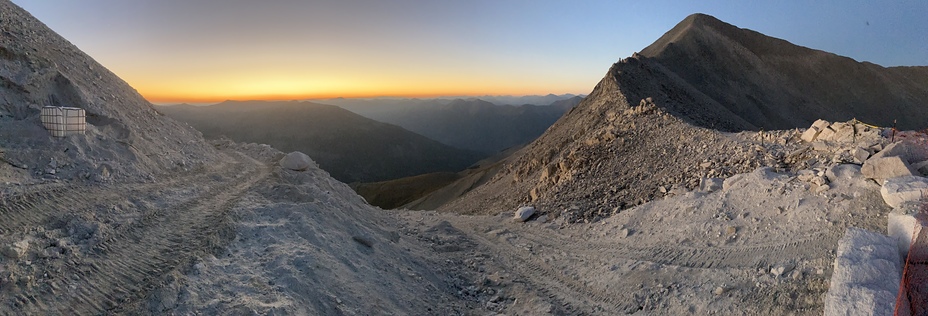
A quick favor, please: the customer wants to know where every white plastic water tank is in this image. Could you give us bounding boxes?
[40,106,85,137]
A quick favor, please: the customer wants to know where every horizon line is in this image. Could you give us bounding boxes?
[145,92,587,105]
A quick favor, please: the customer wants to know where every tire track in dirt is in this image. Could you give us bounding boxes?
[2,152,270,315]
[462,224,637,315]
[517,229,840,270]
[453,217,840,314]
[0,159,235,234]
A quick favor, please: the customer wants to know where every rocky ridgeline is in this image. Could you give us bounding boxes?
[491,112,921,225]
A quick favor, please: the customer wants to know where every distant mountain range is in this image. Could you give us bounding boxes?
[318,96,582,154]
[157,101,484,183]
[315,94,582,107]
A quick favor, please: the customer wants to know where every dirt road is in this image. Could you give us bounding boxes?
[394,166,889,315]
[0,150,269,315]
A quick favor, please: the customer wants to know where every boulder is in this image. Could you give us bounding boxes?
[801,120,833,142]
[698,177,723,192]
[887,203,927,260]
[911,160,928,176]
[800,127,821,143]
[870,141,928,164]
[823,228,900,316]
[816,127,836,141]
[279,151,314,171]
[812,119,831,131]
[880,176,928,208]
[1,240,29,259]
[861,156,917,181]
[825,164,863,184]
[513,206,535,222]
[851,147,870,164]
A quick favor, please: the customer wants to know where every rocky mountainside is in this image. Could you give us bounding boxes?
[438,13,928,220]
[323,97,581,154]
[638,13,928,131]
[0,0,220,184]
[157,101,484,183]
[0,3,485,313]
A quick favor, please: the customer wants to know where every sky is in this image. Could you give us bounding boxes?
[11,0,928,103]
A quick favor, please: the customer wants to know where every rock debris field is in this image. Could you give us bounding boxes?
[3,119,927,314]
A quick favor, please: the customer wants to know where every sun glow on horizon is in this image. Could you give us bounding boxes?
[17,1,926,106]
[129,69,594,104]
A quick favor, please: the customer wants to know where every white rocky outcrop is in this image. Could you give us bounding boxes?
[887,203,927,261]
[823,228,901,316]
[880,176,928,208]
[279,151,315,171]
[861,156,918,181]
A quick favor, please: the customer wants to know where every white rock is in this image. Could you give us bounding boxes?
[1,240,29,259]
[851,147,870,164]
[823,228,900,316]
[770,266,785,277]
[279,151,315,171]
[800,127,821,143]
[861,156,917,181]
[513,206,535,222]
[817,127,836,141]
[880,176,928,208]
[887,203,926,260]
[831,122,856,143]
[825,164,862,184]
[812,119,831,131]
[797,170,816,182]
[871,141,928,164]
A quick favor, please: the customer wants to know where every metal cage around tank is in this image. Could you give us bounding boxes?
[40,106,86,137]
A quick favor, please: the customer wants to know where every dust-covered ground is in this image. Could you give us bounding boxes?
[0,130,904,315]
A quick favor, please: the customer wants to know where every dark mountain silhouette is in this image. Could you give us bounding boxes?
[157,101,484,183]
[323,97,581,154]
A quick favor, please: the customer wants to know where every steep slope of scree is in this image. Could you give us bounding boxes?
[0,0,219,184]
[638,13,928,131]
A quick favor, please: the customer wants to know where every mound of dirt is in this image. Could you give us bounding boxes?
[0,0,220,185]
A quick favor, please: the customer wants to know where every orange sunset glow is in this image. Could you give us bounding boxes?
[15,1,927,104]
